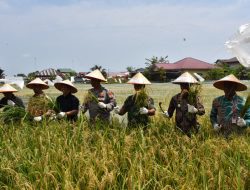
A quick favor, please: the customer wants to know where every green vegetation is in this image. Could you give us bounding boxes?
[0,83,249,189]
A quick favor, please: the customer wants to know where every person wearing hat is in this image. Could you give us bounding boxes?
[0,84,24,108]
[114,72,156,127]
[81,69,116,123]
[26,78,52,122]
[210,74,250,136]
[54,80,79,121]
[163,72,205,137]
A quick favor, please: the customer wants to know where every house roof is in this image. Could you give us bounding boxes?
[215,57,239,64]
[57,68,76,73]
[108,72,129,77]
[37,68,58,76]
[155,57,215,70]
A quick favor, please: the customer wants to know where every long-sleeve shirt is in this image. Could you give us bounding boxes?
[0,94,25,108]
[210,95,250,134]
[167,93,205,133]
[56,93,79,121]
[83,86,116,122]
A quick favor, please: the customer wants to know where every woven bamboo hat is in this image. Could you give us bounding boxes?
[0,84,18,93]
[54,80,78,93]
[127,72,151,85]
[26,78,49,89]
[213,74,247,91]
[84,69,107,82]
[172,72,198,84]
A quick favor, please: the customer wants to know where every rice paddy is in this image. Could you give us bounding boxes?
[0,82,249,189]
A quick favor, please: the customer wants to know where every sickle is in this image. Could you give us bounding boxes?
[159,102,165,113]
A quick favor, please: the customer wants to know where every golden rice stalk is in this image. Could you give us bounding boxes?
[0,105,32,124]
[240,94,250,117]
[82,91,99,104]
[134,88,148,107]
[27,95,51,116]
[188,84,202,105]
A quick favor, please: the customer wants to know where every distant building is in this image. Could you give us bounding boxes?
[215,57,242,69]
[35,68,59,79]
[154,57,215,80]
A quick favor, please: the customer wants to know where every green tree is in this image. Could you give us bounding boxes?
[126,66,135,73]
[0,68,5,79]
[144,56,169,81]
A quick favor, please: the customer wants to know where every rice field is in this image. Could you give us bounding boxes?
[0,82,249,189]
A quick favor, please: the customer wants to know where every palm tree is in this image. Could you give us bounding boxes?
[90,65,107,78]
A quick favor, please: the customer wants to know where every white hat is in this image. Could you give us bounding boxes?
[172,72,198,84]
[127,72,151,85]
[54,80,78,93]
[84,69,107,82]
[0,84,18,93]
[26,78,49,89]
[213,74,247,91]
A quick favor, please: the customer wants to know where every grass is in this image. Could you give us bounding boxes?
[0,82,249,189]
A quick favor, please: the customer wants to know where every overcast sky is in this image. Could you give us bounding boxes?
[0,0,250,76]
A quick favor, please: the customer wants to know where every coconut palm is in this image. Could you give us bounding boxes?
[90,65,107,78]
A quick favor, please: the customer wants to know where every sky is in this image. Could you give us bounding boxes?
[0,0,250,76]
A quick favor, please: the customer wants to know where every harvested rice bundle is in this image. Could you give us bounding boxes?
[48,97,60,113]
[82,91,99,104]
[0,105,32,124]
[188,84,202,105]
[240,94,250,117]
[134,88,148,107]
[27,95,51,117]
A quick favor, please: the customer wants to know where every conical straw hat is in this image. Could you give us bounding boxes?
[84,69,107,82]
[54,80,78,93]
[0,84,18,93]
[127,72,151,85]
[26,78,49,89]
[213,74,247,91]
[172,72,198,84]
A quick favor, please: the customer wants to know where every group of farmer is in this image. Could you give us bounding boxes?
[0,69,249,137]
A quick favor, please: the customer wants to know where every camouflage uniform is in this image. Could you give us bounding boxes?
[83,86,116,122]
[210,95,250,136]
[122,95,155,127]
[168,93,205,135]
[27,93,51,117]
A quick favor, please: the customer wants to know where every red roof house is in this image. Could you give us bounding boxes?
[153,57,216,80]
[155,57,215,71]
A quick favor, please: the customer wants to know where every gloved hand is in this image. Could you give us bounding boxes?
[213,123,222,131]
[57,112,66,119]
[7,100,15,107]
[162,111,169,118]
[34,116,42,122]
[113,106,120,114]
[187,104,198,113]
[139,107,148,115]
[98,102,107,109]
[237,117,246,127]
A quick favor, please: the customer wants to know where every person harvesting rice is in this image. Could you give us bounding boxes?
[114,72,156,128]
[26,78,53,122]
[81,69,116,124]
[162,72,205,137]
[0,84,24,108]
[54,80,79,122]
[210,74,250,137]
